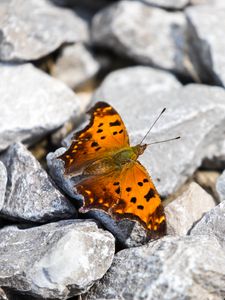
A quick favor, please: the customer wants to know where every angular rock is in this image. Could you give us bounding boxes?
[194,170,220,201]
[93,69,225,197]
[47,147,79,200]
[0,0,88,61]
[0,162,7,211]
[52,43,100,89]
[0,220,115,299]
[92,1,189,74]
[165,182,216,235]
[0,63,82,152]
[216,170,225,201]
[191,200,225,249]
[186,5,225,85]
[141,0,189,9]
[0,143,76,222]
[85,235,225,300]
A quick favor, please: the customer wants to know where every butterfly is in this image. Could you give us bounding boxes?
[58,102,172,237]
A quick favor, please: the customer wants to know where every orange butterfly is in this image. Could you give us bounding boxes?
[59,102,177,236]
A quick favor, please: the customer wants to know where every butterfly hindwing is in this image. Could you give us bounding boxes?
[77,160,166,235]
[58,102,129,175]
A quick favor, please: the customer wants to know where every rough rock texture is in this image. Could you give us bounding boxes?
[92,0,189,74]
[140,0,189,9]
[52,43,100,89]
[0,143,76,222]
[0,63,82,152]
[47,147,79,200]
[165,182,216,235]
[191,200,225,249]
[93,69,225,197]
[85,235,225,300]
[0,0,88,61]
[0,162,7,211]
[0,220,115,299]
[216,170,225,201]
[186,5,225,86]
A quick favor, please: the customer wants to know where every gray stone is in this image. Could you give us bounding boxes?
[52,43,100,89]
[190,0,225,6]
[0,0,88,61]
[0,220,115,299]
[0,63,82,152]
[165,182,216,235]
[191,200,225,249]
[0,162,7,211]
[186,5,225,86]
[0,143,76,222]
[92,69,225,197]
[216,170,225,202]
[47,147,80,200]
[92,0,189,74]
[140,0,189,9]
[85,235,225,300]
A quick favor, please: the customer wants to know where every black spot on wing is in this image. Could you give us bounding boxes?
[113,182,120,186]
[130,197,136,203]
[91,142,99,147]
[144,188,155,202]
[115,187,120,194]
[126,187,132,192]
[97,129,103,133]
[143,178,149,183]
[138,182,143,186]
[95,147,102,151]
[137,205,144,210]
[109,120,121,127]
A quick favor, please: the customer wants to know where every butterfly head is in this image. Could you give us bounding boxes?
[133,144,147,157]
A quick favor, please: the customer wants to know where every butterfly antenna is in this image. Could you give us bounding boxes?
[147,136,180,146]
[139,108,166,145]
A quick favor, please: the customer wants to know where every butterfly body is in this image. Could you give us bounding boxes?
[59,102,166,236]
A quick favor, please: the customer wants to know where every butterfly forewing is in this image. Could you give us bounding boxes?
[58,102,129,175]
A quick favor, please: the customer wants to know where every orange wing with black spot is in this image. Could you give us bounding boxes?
[58,102,129,175]
[77,160,166,236]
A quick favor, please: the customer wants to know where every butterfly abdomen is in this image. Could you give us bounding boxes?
[83,157,116,176]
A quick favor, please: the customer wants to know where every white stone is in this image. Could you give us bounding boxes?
[0,220,115,298]
[52,43,100,89]
[165,182,216,235]
[92,1,188,74]
[0,63,82,151]
[0,0,88,61]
